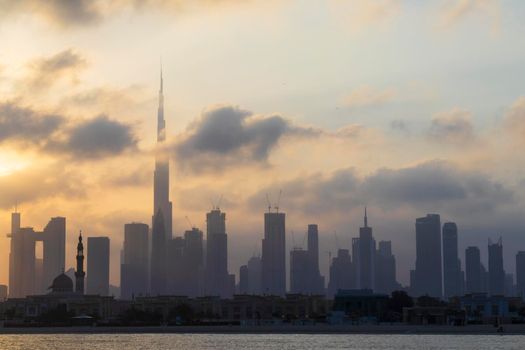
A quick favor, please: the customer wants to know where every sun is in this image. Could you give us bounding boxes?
[0,151,30,177]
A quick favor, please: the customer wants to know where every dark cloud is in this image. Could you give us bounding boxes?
[0,102,63,145]
[249,160,513,216]
[0,101,136,159]
[427,109,474,144]
[55,115,138,158]
[0,0,100,27]
[175,105,320,171]
[27,49,87,89]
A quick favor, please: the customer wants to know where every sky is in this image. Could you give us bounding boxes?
[1,0,525,287]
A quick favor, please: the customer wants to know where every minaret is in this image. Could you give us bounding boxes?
[151,67,172,294]
[364,206,368,228]
[75,231,85,294]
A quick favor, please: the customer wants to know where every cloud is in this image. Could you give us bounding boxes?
[51,115,138,159]
[249,160,512,216]
[342,86,396,109]
[0,0,264,28]
[329,0,401,33]
[427,108,474,144]
[504,96,525,141]
[174,105,320,171]
[26,49,87,90]
[0,102,63,145]
[0,101,137,159]
[0,164,84,209]
[438,0,501,33]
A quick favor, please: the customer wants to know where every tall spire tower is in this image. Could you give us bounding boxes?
[75,231,85,294]
[151,66,172,294]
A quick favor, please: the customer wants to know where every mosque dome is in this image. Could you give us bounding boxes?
[49,273,74,294]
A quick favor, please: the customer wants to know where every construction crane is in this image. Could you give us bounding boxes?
[275,189,282,213]
[185,216,194,230]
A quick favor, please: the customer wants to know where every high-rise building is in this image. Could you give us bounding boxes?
[306,224,324,294]
[205,209,230,297]
[151,69,172,295]
[327,249,353,298]
[75,231,85,295]
[516,251,525,299]
[465,246,482,293]
[375,241,398,294]
[150,210,166,295]
[121,223,149,300]
[488,238,505,296]
[239,265,249,294]
[8,213,66,298]
[442,222,461,298]
[505,273,515,297]
[261,211,286,296]
[166,237,186,295]
[41,217,66,293]
[358,208,375,290]
[247,256,262,295]
[87,237,110,295]
[413,214,442,298]
[184,227,204,297]
[290,248,309,294]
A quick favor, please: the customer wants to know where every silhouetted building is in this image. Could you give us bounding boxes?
[206,208,230,297]
[246,256,262,295]
[166,237,186,295]
[307,224,324,294]
[151,69,172,294]
[120,223,149,300]
[87,237,110,296]
[290,248,309,294]
[357,208,375,290]
[488,238,504,296]
[465,246,482,293]
[413,214,442,298]
[0,285,7,301]
[516,251,525,299]
[183,227,204,297]
[150,210,167,295]
[505,273,515,297]
[75,231,85,295]
[8,213,66,298]
[327,249,354,297]
[375,241,398,294]
[239,265,249,294]
[442,222,461,299]
[261,211,286,296]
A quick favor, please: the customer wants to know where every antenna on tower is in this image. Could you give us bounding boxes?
[217,194,223,210]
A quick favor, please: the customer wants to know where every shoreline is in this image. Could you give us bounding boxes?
[1,324,525,335]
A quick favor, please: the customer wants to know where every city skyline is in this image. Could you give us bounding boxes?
[2,0,525,290]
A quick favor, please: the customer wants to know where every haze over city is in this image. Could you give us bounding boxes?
[1,0,525,294]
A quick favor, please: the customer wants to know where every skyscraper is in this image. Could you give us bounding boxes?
[239,265,249,294]
[184,227,204,297]
[290,248,309,294]
[75,231,85,295]
[516,251,525,299]
[261,211,286,296]
[87,237,110,295]
[488,237,504,296]
[442,222,461,298]
[327,249,353,297]
[151,68,172,295]
[413,214,442,298]
[8,211,21,298]
[358,208,375,290]
[465,246,482,294]
[150,210,166,295]
[41,217,66,293]
[247,256,262,295]
[205,208,230,297]
[307,224,324,294]
[121,223,149,299]
[375,241,398,294]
